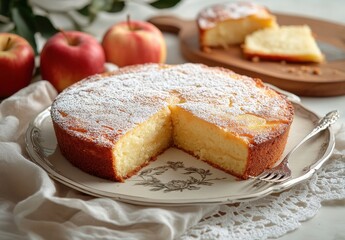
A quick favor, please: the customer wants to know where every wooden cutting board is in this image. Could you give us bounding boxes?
[148,13,345,97]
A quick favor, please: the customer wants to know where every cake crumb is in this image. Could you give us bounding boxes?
[332,69,340,75]
[284,65,322,76]
[251,56,260,63]
[286,67,297,73]
[300,65,310,72]
[202,47,212,53]
[312,68,322,75]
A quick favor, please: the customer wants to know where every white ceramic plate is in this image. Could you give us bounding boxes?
[25,102,335,206]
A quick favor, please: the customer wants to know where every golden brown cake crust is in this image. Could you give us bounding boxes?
[244,125,291,178]
[51,63,294,182]
[244,52,314,62]
[244,49,323,63]
[172,118,292,180]
[53,121,117,180]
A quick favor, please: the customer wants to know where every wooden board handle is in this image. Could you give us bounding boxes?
[147,15,187,34]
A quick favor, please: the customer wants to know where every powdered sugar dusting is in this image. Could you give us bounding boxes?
[51,63,293,146]
[198,2,268,29]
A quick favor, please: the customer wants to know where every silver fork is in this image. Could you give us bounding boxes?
[252,110,340,183]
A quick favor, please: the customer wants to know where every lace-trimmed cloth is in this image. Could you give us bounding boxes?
[182,125,345,239]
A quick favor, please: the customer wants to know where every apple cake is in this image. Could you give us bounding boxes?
[197,2,277,50]
[51,63,294,182]
[243,25,324,62]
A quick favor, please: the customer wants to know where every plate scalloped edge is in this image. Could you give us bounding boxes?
[25,101,336,206]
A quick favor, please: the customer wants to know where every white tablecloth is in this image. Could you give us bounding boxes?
[1,80,344,240]
[0,81,220,239]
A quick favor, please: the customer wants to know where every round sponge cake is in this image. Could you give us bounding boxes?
[51,63,294,182]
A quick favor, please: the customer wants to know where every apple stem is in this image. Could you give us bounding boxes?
[59,29,74,46]
[4,37,11,51]
[127,14,134,31]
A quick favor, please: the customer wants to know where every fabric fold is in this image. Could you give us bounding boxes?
[0,80,217,240]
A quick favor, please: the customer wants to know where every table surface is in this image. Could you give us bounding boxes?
[57,0,345,239]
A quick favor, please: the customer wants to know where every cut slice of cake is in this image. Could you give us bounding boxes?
[170,104,291,179]
[243,25,324,63]
[197,2,277,50]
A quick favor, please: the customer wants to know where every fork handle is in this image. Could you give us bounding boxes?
[284,110,339,160]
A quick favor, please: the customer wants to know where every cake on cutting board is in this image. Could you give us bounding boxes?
[243,25,324,63]
[197,2,277,50]
[197,2,324,63]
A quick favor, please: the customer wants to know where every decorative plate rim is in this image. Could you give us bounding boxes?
[25,102,335,206]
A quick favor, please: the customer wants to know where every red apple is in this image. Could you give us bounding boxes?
[0,33,35,98]
[102,17,166,67]
[40,31,105,92]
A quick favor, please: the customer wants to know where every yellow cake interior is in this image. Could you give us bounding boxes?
[170,105,250,175]
[113,107,173,178]
[202,15,277,47]
[198,2,278,48]
[112,103,278,180]
[243,25,324,62]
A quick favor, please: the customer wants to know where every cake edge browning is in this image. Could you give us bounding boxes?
[52,121,118,181]
[52,107,173,182]
[172,104,293,180]
[198,124,291,180]
[243,51,324,63]
[243,91,294,179]
[244,124,291,178]
[53,120,170,182]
